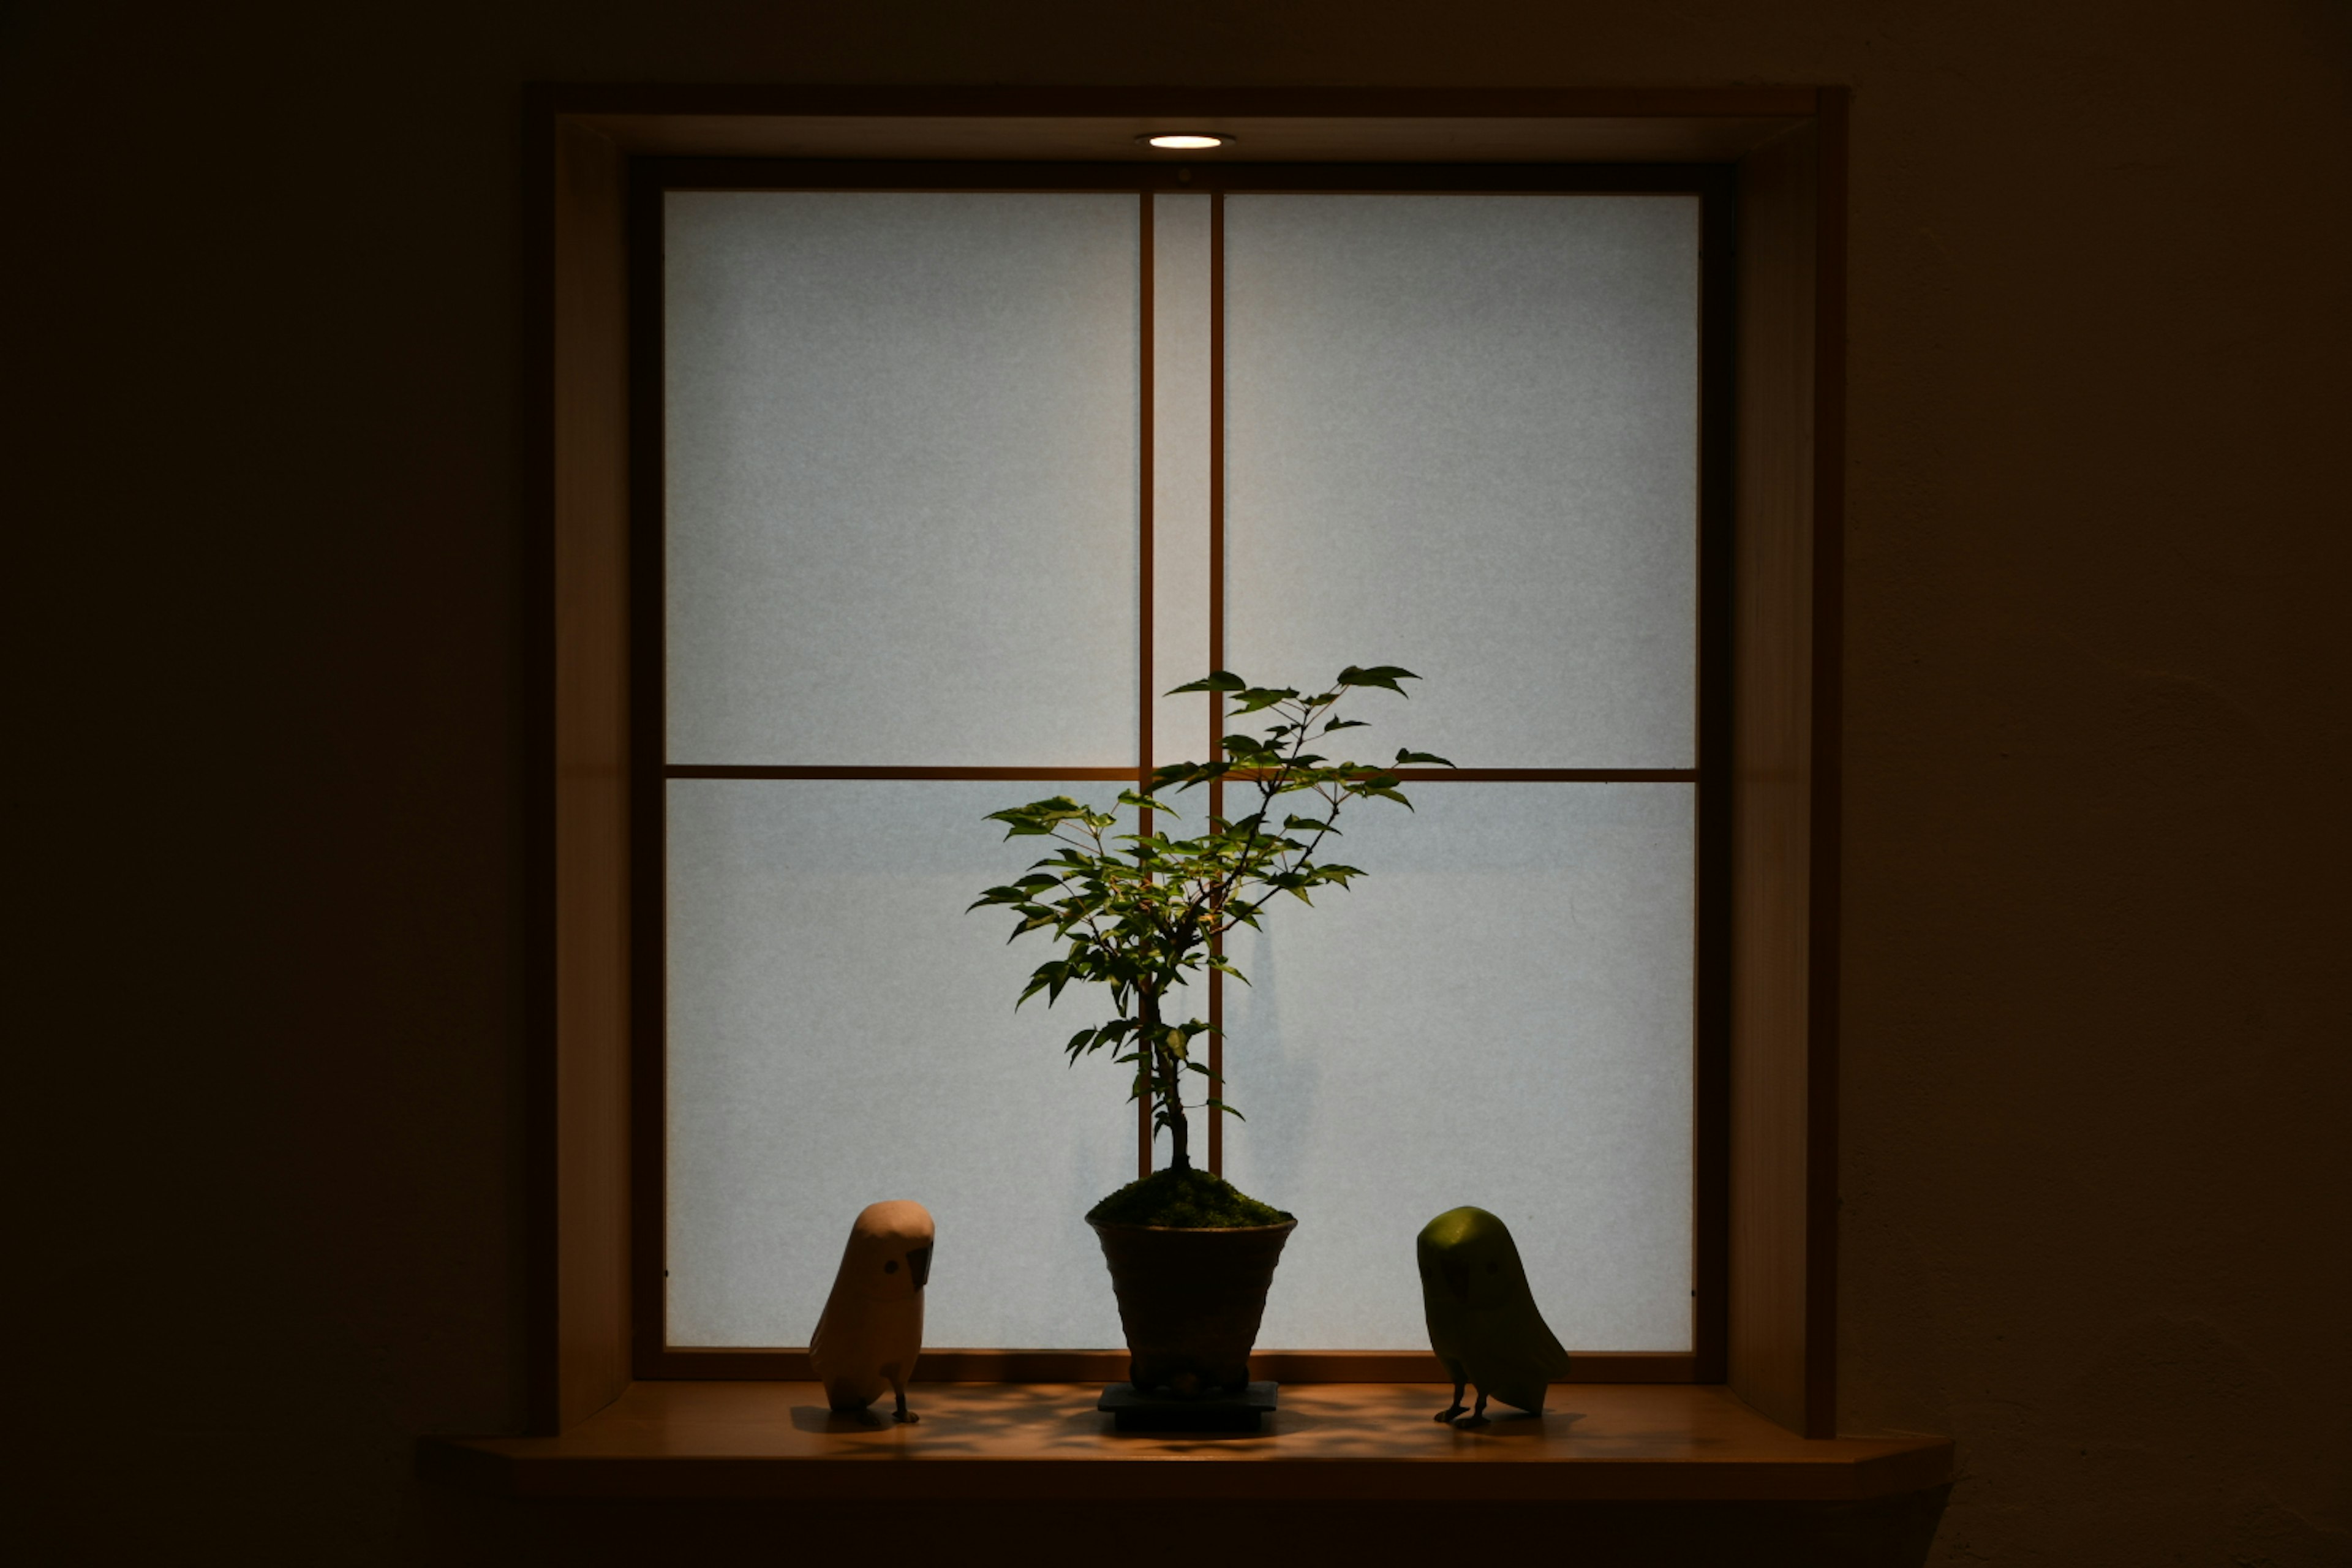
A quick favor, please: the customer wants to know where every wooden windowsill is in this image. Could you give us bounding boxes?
[422,1381,1950,1502]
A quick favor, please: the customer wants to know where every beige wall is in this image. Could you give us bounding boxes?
[10,1,2346,1562]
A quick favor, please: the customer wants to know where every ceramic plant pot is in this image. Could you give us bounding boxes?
[1089,1217,1297,1396]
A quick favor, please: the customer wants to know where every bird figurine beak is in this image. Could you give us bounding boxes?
[907,1243,933,1292]
[1441,1257,1471,1304]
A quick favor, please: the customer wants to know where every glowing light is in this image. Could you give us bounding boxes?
[1144,134,1230,150]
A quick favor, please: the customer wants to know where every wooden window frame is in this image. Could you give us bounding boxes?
[527,85,1846,1440]
[630,156,1730,1390]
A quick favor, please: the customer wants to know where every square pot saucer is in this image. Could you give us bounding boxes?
[1096,1381,1278,1433]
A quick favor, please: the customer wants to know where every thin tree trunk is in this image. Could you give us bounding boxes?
[1163,1042,1191,1172]
[1139,987,1191,1172]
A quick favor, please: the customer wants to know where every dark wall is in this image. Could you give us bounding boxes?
[10,2,2346,1562]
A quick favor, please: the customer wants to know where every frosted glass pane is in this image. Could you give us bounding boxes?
[1152,194,1214,767]
[667,780,1150,1348]
[1221,784,1694,1351]
[1224,195,1698,767]
[666,192,1140,766]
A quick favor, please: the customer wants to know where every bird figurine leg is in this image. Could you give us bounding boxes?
[1434,1376,1469,1424]
[1453,1390,1491,1429]
[890,1371,919,1424]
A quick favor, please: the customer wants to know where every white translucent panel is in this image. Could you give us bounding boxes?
[1223,195,1699,767]
[665,192,1140,766]
[1151,194,1215,767]
[1221,783,1694,1351]
[667,780,1150,1348]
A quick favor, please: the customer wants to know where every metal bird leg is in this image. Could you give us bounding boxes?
[1434,1376,1469,1424]
[891,1373,919,1424]
[1453,1390,1490,1429]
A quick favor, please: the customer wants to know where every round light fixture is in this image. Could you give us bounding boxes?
[1141,133,1232,150]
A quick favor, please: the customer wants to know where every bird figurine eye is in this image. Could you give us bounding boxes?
[884,1260,899,1273]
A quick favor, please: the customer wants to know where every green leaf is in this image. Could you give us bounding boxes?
[1151,760,1232,793]
[1393,748,1457,767]
[1230,685,1300,714]
[1335,664,1420,696]
[1016,959,1065,1007]
[1166,670,1247,695]
[986,794,1096,839]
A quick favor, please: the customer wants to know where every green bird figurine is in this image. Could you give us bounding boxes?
[1416,1206,1572,1425]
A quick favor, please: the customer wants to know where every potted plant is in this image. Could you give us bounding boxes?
[971,665,1452,1396]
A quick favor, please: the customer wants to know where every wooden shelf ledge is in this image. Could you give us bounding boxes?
[422,1382,1950,1502]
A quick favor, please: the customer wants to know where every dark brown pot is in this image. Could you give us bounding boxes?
[1089,1218,1297,1396]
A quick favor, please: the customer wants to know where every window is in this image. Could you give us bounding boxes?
[537,90,1845,1439]
[635,161,1731,1371]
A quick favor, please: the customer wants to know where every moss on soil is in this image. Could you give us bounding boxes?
[1087,1167,1294,1229]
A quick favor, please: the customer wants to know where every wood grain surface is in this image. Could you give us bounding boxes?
[424,1381,1949,1501]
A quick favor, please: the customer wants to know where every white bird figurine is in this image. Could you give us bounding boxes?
[810,1200,935,1423]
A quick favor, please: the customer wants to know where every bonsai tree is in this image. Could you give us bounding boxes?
[970,666,1452,1216]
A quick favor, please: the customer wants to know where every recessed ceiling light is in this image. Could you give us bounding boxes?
[1142,133,1232,150]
